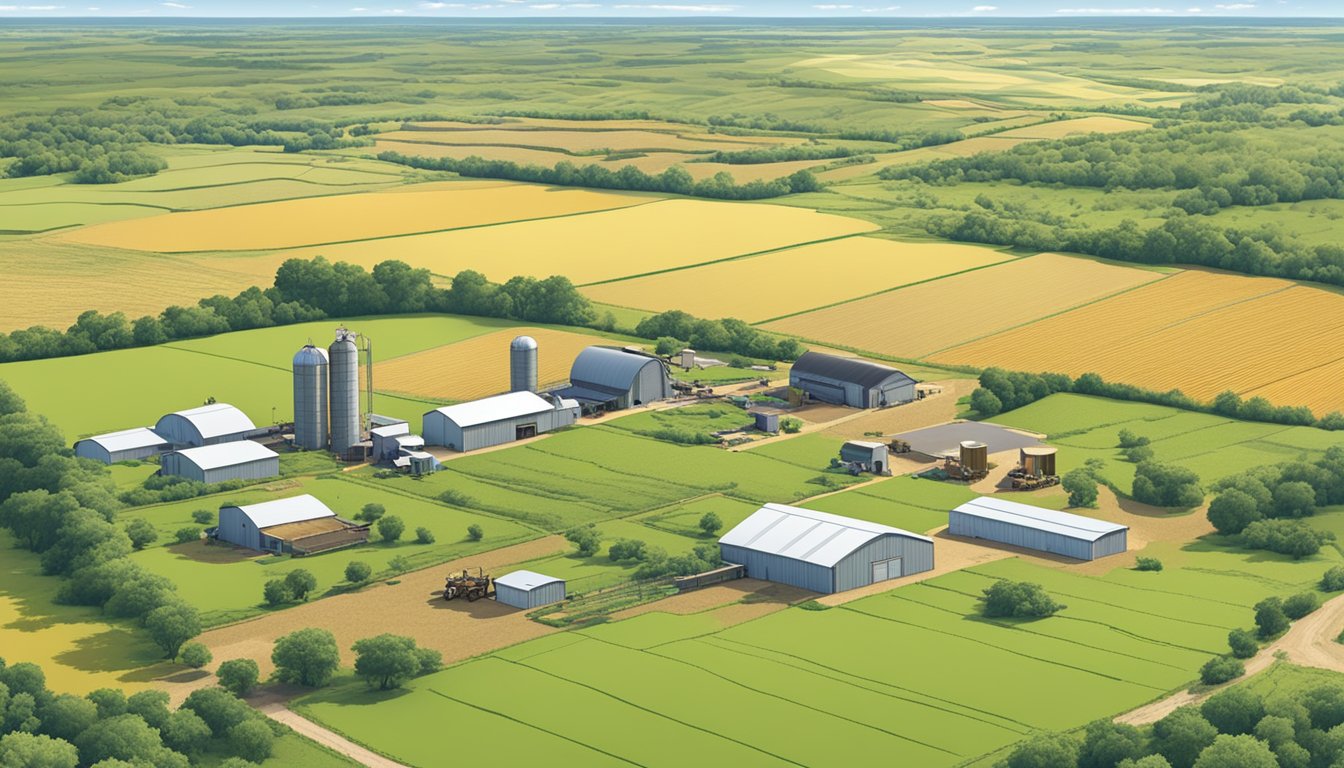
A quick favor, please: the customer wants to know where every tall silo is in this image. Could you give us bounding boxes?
[292,344,329,451]
[510,335,538,393]
[329,328,360,454]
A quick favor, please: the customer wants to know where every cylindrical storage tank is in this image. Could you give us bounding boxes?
[680,349,697,369]
[510,335,538,393]
[960,441,988,474]
[292,345,329,451]
[1021,446,1058,477]
[329,329,360,454]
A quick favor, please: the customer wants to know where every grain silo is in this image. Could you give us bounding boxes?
[510,335,538,393]
[329,328,360,454]
[959,441,988,475]
[292,344,329,451]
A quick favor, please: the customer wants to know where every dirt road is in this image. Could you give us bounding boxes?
[250,689,410,768]
[1117,590,1344,726]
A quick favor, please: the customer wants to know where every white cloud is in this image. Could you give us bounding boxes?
[530,3,559,6]
[419,1,446,6]
[860,4,899,9]
[613,3,734,9]
[971,4,995,9]
[160,1,188,6]
[1214,2,1254,7]
[813,4,852,8]
[1056,5,1175,10]
[349,5,367,9]
[0,3,65,6]
[1187,6,1201,10]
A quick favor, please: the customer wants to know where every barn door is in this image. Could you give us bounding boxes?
[872,558,901,583]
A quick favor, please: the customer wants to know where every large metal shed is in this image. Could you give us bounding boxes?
[789,351,916,409]
[74,427,169,464]
[154,403,257,447]
[217,494,367,554]
[719,503,934,594]
[949,496,1128,561]
[552,346,673,411]
[494,570,566,610]
[160,441,279,484]
[423,391,579,452]
[371,422,426,461]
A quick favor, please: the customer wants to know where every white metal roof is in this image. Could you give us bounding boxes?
[227,494,336,530]
[495,570,564,590]
[76,427,167,453]
[163,403,256,440]
[370,422,410,439]
[428,391,557,429]
[719,503,932,568]
[845,440,887,449]
[171,440,278,470]
[953,496,1127,542]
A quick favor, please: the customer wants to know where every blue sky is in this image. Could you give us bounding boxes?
[0,0,1334,17]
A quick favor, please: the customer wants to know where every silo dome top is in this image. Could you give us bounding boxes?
[511,335,538,351]
[293,345,329,366]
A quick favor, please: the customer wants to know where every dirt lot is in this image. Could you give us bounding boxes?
[161,537,568,703]
[822,379,977,439]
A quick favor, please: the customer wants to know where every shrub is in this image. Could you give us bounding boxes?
[216,659,259,697]
[1124,445,1155,463]
[1199,656,1244,685]
[698,511,723,537]
[388,555,410,573]
[1323,565,1344,592]
[981,580,1065,619]
[1283,591,1321,619]
[466,523,484,541]
[377,515,405,543]
[1063,468,1099,507]
[1135,557,1164,572]
[1227,628,1258,659]
[345,560,373,584]
[180,642,211,669]
[226,718,274,763]
[1208,489,1262,535]
[1240,519,1332,559]
[124,518,157,550]
[439,490,474,508]
[607,539,647,562]
[415,527,435,545]
[565,524,602,557]
[262,579,292,607]
[1254,597,1290,638]
[780,417,802,434]
[1133,461,1203,508]
[1118,429,1150,449]
[358,503,385,522]
[173,527,201,544]
[284,569,317,601]
[191,510,214,525]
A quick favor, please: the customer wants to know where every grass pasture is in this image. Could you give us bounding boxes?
[582,237,1014,322]
[763,253,1164,359]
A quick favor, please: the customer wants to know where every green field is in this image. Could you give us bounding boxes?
[299,542,1331,767]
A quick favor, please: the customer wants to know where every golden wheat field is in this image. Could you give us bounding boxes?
[932,270,1344,413]
[993,115,1152,139]
[57,182,650,252]
[379,327,612,401]
[282,198,878,284]
[583,238,1013,322]
[762,253,1163,359]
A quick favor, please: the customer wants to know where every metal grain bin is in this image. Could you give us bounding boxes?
[329,329,360,454]
[292,344,329,451]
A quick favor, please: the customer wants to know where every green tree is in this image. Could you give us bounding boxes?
[1254,597,1290,638]
[377,515,404,543]
[103,571,175,621]
[190,510,214,525]
[179,642,211,669]
[181,688,250,737]
[123,519,157,551]
[262,579,292,607]
[1322,565,1344,591]
[85,688,126,719]
[352,634,422,691]
[1191,734,1277,768]
[159,709,210,758]
[969,387,1003,417]
[1272,481,1317,518]
[345,561,372,584]
[1078,719,1144,768]
[1283,591,1320,619]
[215,659,259,697]
[358,503,385,522]
[698,511,723,537]
[1133,462,1203,508]
[415,527,435,544]
[1005,732,1079,768]
[982,580,1065,619]
[284,569,317,602]
[1063,469,1099,508]
[144,602,201,659]
[36,694,97,742]
[272,628,340,688]
[226,719,274,763]
[1227,628,1258,659]
[1152,706,1217,768]
[173,527,200,545]
[0,732,79,768]
[415,647,443,676]
[1200,686,1264,735]
[1208,490,1261,535]
[1117,757,1173,768]
[466,524,484,541]
[565,524,602,557]
[1199,656,1244,685]
[74,714,166,766]
[125,690,170,730]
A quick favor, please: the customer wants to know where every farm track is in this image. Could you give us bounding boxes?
[254,695,411,768]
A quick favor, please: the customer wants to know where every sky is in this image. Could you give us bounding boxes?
[0,0,1335,17]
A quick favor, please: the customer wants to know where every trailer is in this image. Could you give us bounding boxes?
[443,568,492,602]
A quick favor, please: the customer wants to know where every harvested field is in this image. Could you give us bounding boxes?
[379,326,615,401]
[933,270,1344,412]
[58,182,649,252]
[763,253,1164,359]
[582,238,1013,321]
[283,198,878,284]
[817,136,1033,181]
[992,115,1152,139]
[378,127,788,153]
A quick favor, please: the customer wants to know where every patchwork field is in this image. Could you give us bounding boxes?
[378,326,621,401]
[59,181,649,252]
[582,237,1014,322]
[763,253,1165,359]
[377,126,796,153]
[299,545,1325,768]
[934,270,1344,414]
[990,115,1153,139]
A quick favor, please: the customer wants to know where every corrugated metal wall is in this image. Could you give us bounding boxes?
[949,510,1099,561]
[632,360,672,405]
[720,543,836,593]
[496,580,566,609]
[425,407,578,452]
[875,379,916,407]
[1092,530,1128,560]
[833,535,935,592]
[161,454,280,485]
[218,506,262,550]
[73,442,112,464]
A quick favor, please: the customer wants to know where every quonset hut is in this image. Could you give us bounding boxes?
[789,351,916,409]
[719,503,934,594]
[423,391,579,452]
[552,346,673,412]
[949,496,1128,561]
[154,403,257,448]
[74,427,170,464]
[160,441,280,484]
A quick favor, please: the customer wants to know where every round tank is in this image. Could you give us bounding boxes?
[510,335,538,393]
[960,441,989,473]
[329,329,360,454]
[292,345,329,451]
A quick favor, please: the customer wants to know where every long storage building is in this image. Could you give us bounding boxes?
[74,427,169,464]
[789,351,916,409]
[160,441,280,484]
[949,496,1128,561]
[718,503,934,594]
[216,494,368,555]
[494,570,566,610]
[552,346,673,411]
[155,403,257,447]
[424,391,579,452]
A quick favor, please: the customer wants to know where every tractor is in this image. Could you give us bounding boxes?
[443,568,492,602]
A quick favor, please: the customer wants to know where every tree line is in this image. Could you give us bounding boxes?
[1205,446,1344,559]
[635,309,804,362]
[375,151,822,200]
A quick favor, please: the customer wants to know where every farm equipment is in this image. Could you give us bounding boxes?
[671,379,715,398]
[888,439,911,454]
[443,568,492,602]
[942,441,989,482]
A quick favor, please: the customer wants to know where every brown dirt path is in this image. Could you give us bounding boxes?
[250,689,410,768]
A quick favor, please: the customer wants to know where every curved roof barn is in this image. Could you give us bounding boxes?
[155,403,256,447]
[556,346,672,409]
[789,351,916,409]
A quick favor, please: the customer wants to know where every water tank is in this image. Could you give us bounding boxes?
[329,329,360,454]
[292,344,329,451]
[510,335,538,393]
[960,441,989,474]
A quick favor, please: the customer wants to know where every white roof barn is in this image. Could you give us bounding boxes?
[159,441,280,484]
[155,403,257,446]
[429,391,563,428]
[74,427,169,464]
[949,496,1128,561]
[228,494,336,529]
[720,503,932,567]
